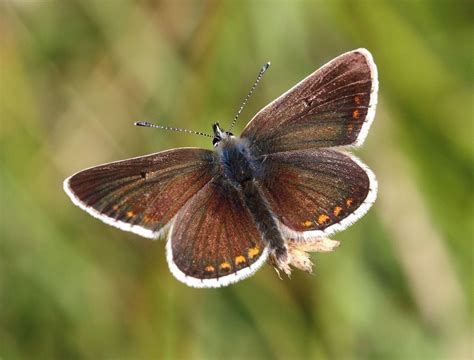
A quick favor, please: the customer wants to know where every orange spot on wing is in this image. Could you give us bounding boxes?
[347,123,354,134]
[346,198,354,207]
[235,256,246,265]
[248,247,260,259]
[302,220,313,227]
[126,211,135,218]
[220,262,231,271]
[354,96,361,105]
[352,109,360,119]
[317,214,330,225]
[205,265,215,272]
[333,206,342,217]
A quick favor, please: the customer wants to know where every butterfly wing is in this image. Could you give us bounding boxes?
[256,149,377,240]
[64,148,217,239]
[167,176,268,288]
[241,49,378,155]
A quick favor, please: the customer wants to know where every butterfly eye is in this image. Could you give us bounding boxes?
[213,138,220,146]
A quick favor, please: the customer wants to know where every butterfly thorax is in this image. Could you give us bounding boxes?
[215,136,258,187]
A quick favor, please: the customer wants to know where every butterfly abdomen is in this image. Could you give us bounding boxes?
[240,180,286,258]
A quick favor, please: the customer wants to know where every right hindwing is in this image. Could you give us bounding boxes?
[256,149,377,240]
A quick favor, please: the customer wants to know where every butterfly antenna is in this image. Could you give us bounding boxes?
[228,61,271,132]
[134,121,213,138]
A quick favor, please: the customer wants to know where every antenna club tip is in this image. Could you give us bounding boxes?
[262,62,271,71]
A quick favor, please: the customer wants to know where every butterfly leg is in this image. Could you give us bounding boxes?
[270,245,292,277]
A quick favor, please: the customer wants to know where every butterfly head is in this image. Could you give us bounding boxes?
[212,123,234,147]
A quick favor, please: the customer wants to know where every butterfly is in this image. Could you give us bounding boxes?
[64,48,378,288]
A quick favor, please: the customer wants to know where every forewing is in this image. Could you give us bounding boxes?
[167,176,268,288]
[257,149,377,239]
[64,148,217,239]
[241,49,378,155]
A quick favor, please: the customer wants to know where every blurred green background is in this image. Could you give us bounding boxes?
[1,0,472,359]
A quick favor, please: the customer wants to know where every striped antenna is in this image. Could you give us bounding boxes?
[228,61,271,132]
[134,121,213,138]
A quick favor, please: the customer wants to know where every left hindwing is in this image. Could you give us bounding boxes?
[256,149,377,240]
[167,176,268,288]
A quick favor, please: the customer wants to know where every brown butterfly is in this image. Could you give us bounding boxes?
[64,49,378,288]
